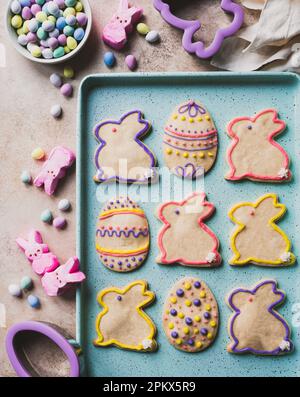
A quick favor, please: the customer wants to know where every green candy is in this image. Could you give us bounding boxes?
[37,27,47,40]
[20,276,33,290]
[41,209,53,223]
[53,46,65,58]
[65,0,77,6]
[36,0,46,5]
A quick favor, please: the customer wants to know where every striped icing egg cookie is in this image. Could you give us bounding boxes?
[163,100,218,179]
[95,197,150,272]
[163,277,219,352]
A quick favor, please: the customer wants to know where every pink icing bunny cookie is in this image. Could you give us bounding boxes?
[226,109,291,182]
[34,146,75,195]
[41,257,86,296]
[16,230,59,275]
[102,0,143,50]
[156,192,221,267]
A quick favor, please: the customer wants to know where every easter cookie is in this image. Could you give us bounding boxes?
[226,109,291,182]
[163,100,218,179]
[93,110,157,183]
[227,280,293,355]
[156,192,221,267]
[34,146,75,195]
[229,193,295,266]
[95,197,150,272]
[94,280,157,352]
[163,277,219,352]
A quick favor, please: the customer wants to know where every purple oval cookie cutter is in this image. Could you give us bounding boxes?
[6,321,80,377]
[153,0,244,59]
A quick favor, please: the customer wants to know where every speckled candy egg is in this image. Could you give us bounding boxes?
[163,100,218,179]
[95,196,150,272]
[163,277,219,352]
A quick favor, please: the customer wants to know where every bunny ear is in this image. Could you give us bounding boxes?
[64,257,80,273]
[66,272,86,283]
[29,230,43,244]
[127,6,141,17]
[16,237,29,251]
[118,0,129,12]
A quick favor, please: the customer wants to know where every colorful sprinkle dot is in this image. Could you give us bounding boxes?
[185,299,192,307]
[193,299,201,307]
[205,304,211,311]
[196,341,203,348]
[185,317,193,325]
[210,320,217,327]
[187,339,194,346]
[176,338,182,345]
[194,315,201,322]
[207,332,213,339]
[194,328,199,335]
[205,115,210,121]
[171,331,178,339]
[183,152,189,158]
[200,291,206,298]
[170,309,177,316]
[172,114,178,120]
[200,328,208,336]
[176,289,184,297]
[194,281,201,289]
[168,322,174,329]
[189,118,194,123]
[170,297,177,304]
[117,295,122,301]
[184,282,191,290]
[203,312,211,319]
[183,327,189,335]
[199,152,205,158]
[208,152,214,157]
[178,312,185,319]
[181,116,186,121]
[166,148,172,155]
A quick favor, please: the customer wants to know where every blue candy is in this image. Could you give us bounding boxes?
[20,0,31,6]
[74,27,84,41]
[56,16,66,30]
[103,51,116,68]
[27,294,40,309]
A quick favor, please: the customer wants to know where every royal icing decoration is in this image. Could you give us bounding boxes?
[163,277,219,352]
[225,109,291,182]
[163,101,218,179]
[93,110,157,183]
[16,230,85,296]
[227,280,293,355]
[34,146,75,195]
[228,193,295,266]
[156,192,221,267]
[102,0,143,50]
[94,280,157,352]
[95,196,150,272]
[153,0,244,59]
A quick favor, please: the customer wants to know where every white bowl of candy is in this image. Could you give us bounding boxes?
[6,0,92,64]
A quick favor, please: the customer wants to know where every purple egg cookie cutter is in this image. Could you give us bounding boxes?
[153,0,244,59]
[6,321,80,377]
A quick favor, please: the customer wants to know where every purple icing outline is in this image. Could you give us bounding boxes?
[94,110,157,184]
[153,0,244,59]
[164,130,218,141]
[96,228,149,238]
[175,163,204,179]
[228,280,293,355]
[164,140,217,151]
[5,321,80,377]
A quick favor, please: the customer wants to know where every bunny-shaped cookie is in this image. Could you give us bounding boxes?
[94,280,157,352]
[34,146,75,195]
[226,109,291,182]
[16,230,59,275]
[227,280,293,355]
[229,193,295,266]
[102,0,143,50]
[93,110,156,183]
[156,192,221,267]
[41,257,85,296]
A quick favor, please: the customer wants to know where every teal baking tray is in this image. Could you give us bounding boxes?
[76,72,300,377]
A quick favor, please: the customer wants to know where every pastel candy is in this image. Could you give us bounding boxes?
[163,277,219,352]
[63,66,74,78]
[11,15,23,28]
[136,22,150,35]
[27,294,40,308]
[8,284,22,297]
[60,83,73,96]
[33,146,75,195]
[96,197,150,273]
[53,216,67,229]
[125,54,137,70]
[31,147,45,160]
[58,198,71,211]
[103,51,116,68]
[50,104,62,118]
[21,170,32,184]
[41,209,53,223]
[50,73,62,87]
[145,30,160,43]
[20,276,33,290]
[11,1,22,14]
[42,48,54,58]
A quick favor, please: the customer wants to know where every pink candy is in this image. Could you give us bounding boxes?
[125,54,137,70]
[58,34,67,46]
[22,6,32,20]
[53,216,66,229]
[76,12,88,27]
[60,83,73,97]
[31,4,41,16]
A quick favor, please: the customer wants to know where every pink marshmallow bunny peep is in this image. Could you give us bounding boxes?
[16,230,59,275]
[102,0,143,50]
[34,146,75,196]
[41,257,86,296]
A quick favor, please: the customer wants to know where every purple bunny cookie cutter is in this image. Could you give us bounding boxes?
[6,321,81,377]
[153,0,244,59]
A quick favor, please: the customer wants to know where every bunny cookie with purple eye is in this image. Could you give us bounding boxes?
[102,0,143,50]
[16,230,59,276]
[41,257,86,297]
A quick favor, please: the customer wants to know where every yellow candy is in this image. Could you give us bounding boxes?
[176,338,182,345]
[31,147,45,160]
[168,323,174,329]
[185,299,192,307]
[207,332,213,339]
[170,297,177,304]
[183,152,189,158]
[197,117,203,122]
[196,341,203,348]
[23,21,30,34]
[183,327,189,335]
[172,114,178,120]
[31,46,42,58]
[205,304,211,311]
[48,15,56,23]
[189,118,194,123]
[36,11,47,23]
[184,282,191,290]
[200,291,206,298]
[17,27,24,35]
[205,115,211,121]
[166,148,172,155]
[194,328,199,335]
[136,23,150,35]
[199,152,205,158]
[64,7,76,17]
[181,116,186,121]
[194,315,201,322]
[75,1,83,11]
[67,37,78,50]
[11,15,23,29]
[210,320,216,328]
[64,66,75,79]
[178,312,184,319]
[64,46,71,54]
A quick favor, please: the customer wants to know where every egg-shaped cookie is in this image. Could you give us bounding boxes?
[95,196,150,272]
[163,277,219,352]
[163,100,218,179]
